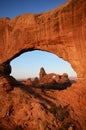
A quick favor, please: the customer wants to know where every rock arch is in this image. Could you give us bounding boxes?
[0,0,86,79]
[10,50,77,79]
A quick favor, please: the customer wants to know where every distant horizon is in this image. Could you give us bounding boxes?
[10,50,77,79]
[17,76,77,81]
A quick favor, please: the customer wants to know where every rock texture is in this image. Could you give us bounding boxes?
[0,0,86,79]
[39,68,71,90]
[39,67,47,80]
[23,78,33,86]
[23,67,71,90]
[0,62,11,75]
[0,0,86,130]
[0,75,85,130]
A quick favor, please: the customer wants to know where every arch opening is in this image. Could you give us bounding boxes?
[10,50,77,90]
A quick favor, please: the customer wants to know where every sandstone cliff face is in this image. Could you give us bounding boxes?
[0,0,86,79]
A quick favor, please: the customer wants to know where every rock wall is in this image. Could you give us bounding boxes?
[0,0,86,79]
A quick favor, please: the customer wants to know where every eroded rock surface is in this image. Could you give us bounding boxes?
[0,75,85,130]
[0,0,86,79]
[39,67,47,80]
[0,62,11,75]
[23,68,71,90]
[39,69,71,90]
[0,0,86,130]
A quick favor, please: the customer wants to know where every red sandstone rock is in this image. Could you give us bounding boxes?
[0,74,15,92]
[39,72,71,89]
[0,75,85,130]
[0,63,11,75]
[24,78,33,86]
[0,0,86,130]
[39,73,57,87]
[59,73,70,84]
[39,67,47,80]
[32,77,39,87]
[0,0,86,79]
[24,68,71,89]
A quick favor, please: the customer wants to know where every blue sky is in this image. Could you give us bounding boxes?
[10,50,77,79]
[0,0,67,18]
[0,0,77,79]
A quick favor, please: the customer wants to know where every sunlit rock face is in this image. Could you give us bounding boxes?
[0,0,86,79]
[0,1,86,130]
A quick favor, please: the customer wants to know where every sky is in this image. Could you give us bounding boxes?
[0,0,77,79]
[10,50,77,79]
[0,0,67,18]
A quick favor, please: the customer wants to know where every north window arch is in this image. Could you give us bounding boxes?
[10,50,77,80]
